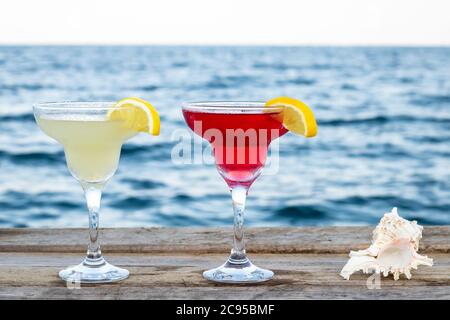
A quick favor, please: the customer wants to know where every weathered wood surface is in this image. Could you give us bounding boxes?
[0,227,448,300]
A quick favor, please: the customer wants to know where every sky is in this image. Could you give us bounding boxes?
[1,0,449,45]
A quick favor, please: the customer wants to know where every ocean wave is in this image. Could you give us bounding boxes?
[199,75,258,89]
[348,144,411,158]
[278,77,315,85]
[0,113,35,122]
[0,193,80,211]
[332,195,423,210]
[410,93,450,107]
[172,194,193,201]
[341,83,358,90]
[398,77,416,84]
[172,62,188,68]
[31,212,58,219]
[0,150,64,164]
[121,177,166,189]
[11,223,28,228]
[319,115,450,126]
[108,196,157,210]
[253,62,295,70]
[121,143,173,160]
[204,81,229,89]
[153,213,208,227]
[407,135,450,144]
[0,83,56,92]
[273,205,329,220]
[252,62,337,71]
[134,85,159,92]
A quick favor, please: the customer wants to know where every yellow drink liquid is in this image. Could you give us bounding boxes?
[36,116,137,182]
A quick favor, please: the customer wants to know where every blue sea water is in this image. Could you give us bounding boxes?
[0,46,449,228]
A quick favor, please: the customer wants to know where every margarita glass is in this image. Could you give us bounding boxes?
[182,102,287,283]
[33,102,140,283]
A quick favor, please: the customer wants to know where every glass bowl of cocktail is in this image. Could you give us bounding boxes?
[33,98,160,284]
[182,97,317,283]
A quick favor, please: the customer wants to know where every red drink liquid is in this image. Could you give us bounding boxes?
[183,109,287,188]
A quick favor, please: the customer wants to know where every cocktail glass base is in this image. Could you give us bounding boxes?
[59,258,129,284]
[203,258,273,283]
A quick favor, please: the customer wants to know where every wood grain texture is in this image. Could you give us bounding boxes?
[0,227,448,299]
[0,226,448,253]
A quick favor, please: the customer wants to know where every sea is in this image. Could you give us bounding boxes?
[0,46,449,228]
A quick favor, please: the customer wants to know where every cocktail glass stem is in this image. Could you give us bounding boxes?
[57,180,129,284]
[83,182,105,265]
[229,186,248,264]
[203,185,274,283]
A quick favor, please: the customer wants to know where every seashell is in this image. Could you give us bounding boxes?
[340,207,433,281]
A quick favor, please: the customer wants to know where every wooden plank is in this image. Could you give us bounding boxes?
[0,227,448,300]
[1,285,449,300]
[0,227,448,253]
[0,253,448,300]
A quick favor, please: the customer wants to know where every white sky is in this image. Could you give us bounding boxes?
[1,0,449,45]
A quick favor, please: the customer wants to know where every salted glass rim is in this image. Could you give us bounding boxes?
[182,101,284,114]
[33,101,121,111]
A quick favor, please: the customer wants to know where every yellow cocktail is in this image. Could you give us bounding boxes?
[33,99,160,284]
[36,117,137,182]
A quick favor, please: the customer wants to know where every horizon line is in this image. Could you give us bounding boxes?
[0,43,449,47]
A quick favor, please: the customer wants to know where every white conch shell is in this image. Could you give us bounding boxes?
[340,207,433,280]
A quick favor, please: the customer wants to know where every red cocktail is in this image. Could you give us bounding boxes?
[183,107,287,188]
[182,102,286,283]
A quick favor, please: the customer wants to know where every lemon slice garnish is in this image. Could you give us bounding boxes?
[265,96,317,137]
[108,97,160,135]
